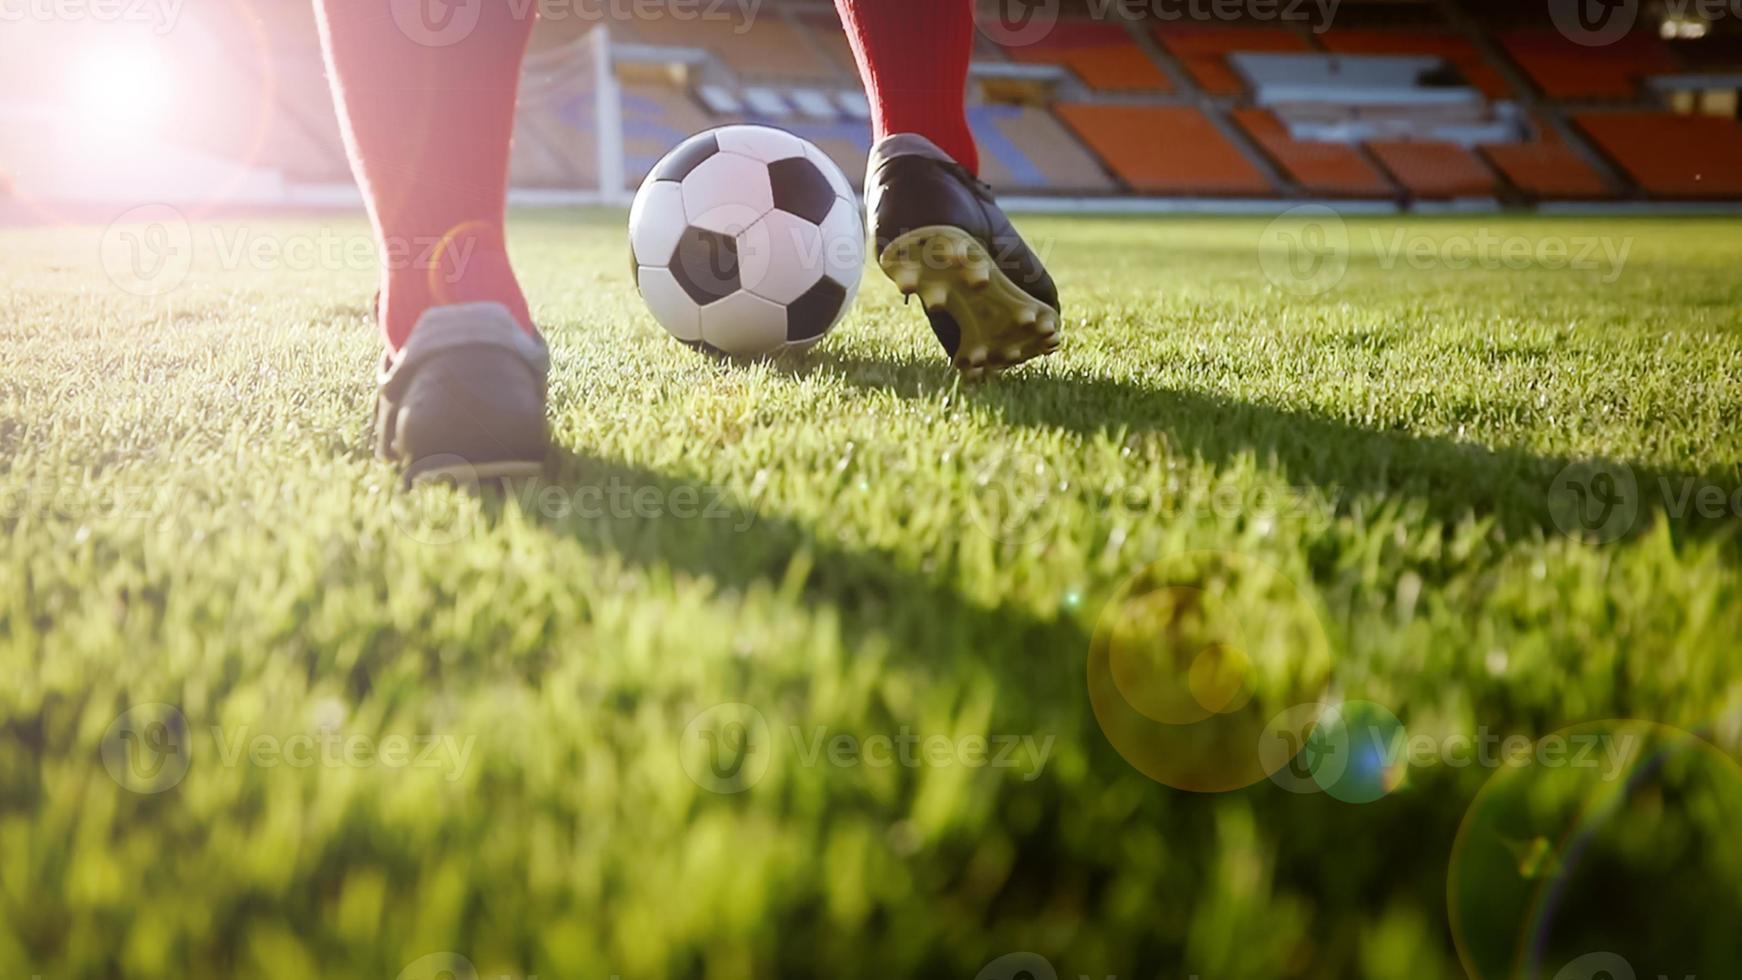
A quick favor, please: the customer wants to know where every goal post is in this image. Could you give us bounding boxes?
[591,25,629,206]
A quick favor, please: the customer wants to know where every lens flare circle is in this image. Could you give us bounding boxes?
[1088,551,1332,793]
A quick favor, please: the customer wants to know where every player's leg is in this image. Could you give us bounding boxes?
[834,0,1061,377]
[315,0,549,481]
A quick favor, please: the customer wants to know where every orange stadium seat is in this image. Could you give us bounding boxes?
[1574,112,1742,197]
[1318,29,1512,98]
[1153,25,1311,95]
[1498,30,1679,99]
[1057,104,1274,194]
[1478,117,1609,199]
[614,15,840,81]
[1233,109,1392,196]
[1001,21,1171,91]
[1365,141,1496,198]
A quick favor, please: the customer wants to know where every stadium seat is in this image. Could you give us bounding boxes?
[1318,28,1512,98]
[614,15,840,81]
[1478,117,1610,199]
[1574,112,1742,197]
[1365,140,1496,198]
[1498,30,1679,99]
[1233,109,1393,197]
[1057,104,1274,194]
[999,20,1172,91]
[1153,25,1311,95]
[797,11,861,75]
[788,90,842,120]
[619,82,718,184]
[971,105,1115,193]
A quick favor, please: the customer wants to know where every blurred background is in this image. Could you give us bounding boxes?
[3,0,1741,214]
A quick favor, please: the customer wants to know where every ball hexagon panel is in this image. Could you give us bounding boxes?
[700,290,789,355]
[817,196,865,290]
[715,125,806,163]
[768,157,839,225]
[650,131,719,183]
[737,209,825,306]
[681,153,774,230]
[669,227,740,306]
[786,276,848,344]
[804,141,856,201]
[636,266,703,342]
[629,180,686,268]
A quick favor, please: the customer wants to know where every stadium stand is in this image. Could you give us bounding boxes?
[1478,116,1611,199]
[1153,25,1311,95]
[1498,30,1680,100]
[612,14,841,81]
[972,105,1115,192]
[794,11,862,75]
[21,0,1742,205]
[1573,112,1742,197]
[1365,140,1496,198]
[1318,29,1512,98]
[1056,104,1273,194]
[1233,108,1393,197]
[996,20,1173,91]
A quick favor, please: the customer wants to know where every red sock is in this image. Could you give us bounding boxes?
[314,2,536,352]
[835,0,980,175]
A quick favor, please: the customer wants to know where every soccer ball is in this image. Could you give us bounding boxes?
[629,125,864,357]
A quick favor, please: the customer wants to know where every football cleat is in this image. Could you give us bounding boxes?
[374,302,550,485]
[866,134,1061,378]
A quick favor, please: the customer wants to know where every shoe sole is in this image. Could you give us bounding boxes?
[878,225,1061,378]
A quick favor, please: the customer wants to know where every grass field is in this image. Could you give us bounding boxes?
[4,209,1742,979]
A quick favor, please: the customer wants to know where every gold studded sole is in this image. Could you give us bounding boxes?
[877,225,1060,379]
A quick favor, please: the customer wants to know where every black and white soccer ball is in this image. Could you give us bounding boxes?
[629,125,864,357]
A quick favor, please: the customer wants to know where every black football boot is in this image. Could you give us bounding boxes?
[866,134,1061,377]
[374,302,551,485]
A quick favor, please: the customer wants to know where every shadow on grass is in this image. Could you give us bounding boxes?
[779,350,1742,548]
[478,445,1480,974]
